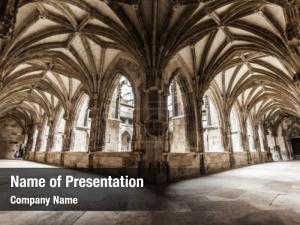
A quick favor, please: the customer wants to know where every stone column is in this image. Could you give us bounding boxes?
[272,130,282,161]
[240,115,251,164]
[46,120,54,152]
[262,127,272,161]
[62,115,75,152]
[87,92,111,169]
[25,124,37,153]
[88,93,103,152]
[34,123,43,152]
[115,82,122,119]
[133,79,169,183]
[253,123,263,162]
[195,97,205,174]
[222,112,234,167]
[283,133,293,160]
[171,81,178,117]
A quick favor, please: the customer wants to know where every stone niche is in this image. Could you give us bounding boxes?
[0,117,24,159]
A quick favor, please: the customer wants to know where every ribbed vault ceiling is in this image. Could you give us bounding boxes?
[0,0,300,128]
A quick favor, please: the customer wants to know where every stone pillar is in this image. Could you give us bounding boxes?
[283,134,293,160]
[272,130,282,161]
[222,112,234,167]
[262,127,272,161]
[115,83,122,119]
[131,106,137,152]
[240,115,251,164]
[88,106,98,152]
[25,124,37,153]
[171,81,178,117]
[133,79,169,183]
[60,114,75,166]
[287,138,295,160]
[46,120,54,152]
[253,123,263,162]
[195,97,205,174]
[34,123,43,152]
[62,116,75,152]
[88,93,103,152]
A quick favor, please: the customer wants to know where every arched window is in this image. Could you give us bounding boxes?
[52,109,65,151]
[230,108,242,152]
[247,119,256,152]
[104,75,134,152]
[167,77,187,152]
[202,95,223,152]
[73,94,90,152]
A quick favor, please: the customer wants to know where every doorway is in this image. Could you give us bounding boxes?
[291,138,300,155]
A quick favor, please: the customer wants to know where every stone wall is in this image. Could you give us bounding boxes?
[250,152,261,164]
[91,152,140,177]
[204,128,224,152]
[25,151,35,161]
[34,152,47,163]
[167,153,201,180]
[233,152,249,167]
[73,129,89,151]
[104,119,121,152]
[261,152,269,162]
[0,117,24,159]
[45,152,61,166]
[203,152,231,174]
[169,116,187,153]
[280,150,290,161]
[62,152,89,168]
[271,147,282,161]
[25,149,272,182]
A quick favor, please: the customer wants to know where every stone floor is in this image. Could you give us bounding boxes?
[1,160,300,225]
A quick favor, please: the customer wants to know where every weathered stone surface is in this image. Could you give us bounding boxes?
[0,117,24,159]
[203,153,231,174]
[45,152,62,166]
[62,152,89,168]
[250,152,261,164]
[1,0,300,185]
[167,153,201,180]
[233,152,249,168]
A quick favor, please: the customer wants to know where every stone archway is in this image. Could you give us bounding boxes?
[103,74,136,152]
[286,124,300,157]
[167,71,198,153]
[279,117,300,159]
